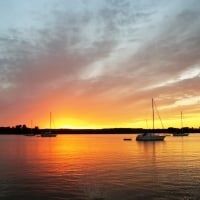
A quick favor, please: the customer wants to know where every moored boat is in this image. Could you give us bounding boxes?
[136,99,166,142]
[172,112,189,137]
[41,112,57,137]
[41,131,56,137]
[123,138,132,141]
[136,133,165,141]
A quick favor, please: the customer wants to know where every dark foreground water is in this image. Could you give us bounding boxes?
[0,134,200,200]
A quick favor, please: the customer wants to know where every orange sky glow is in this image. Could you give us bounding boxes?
[0,0,200,129]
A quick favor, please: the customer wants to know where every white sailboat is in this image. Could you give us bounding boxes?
[41,112,57,137]
[136,99,166,141]
[173,112,189,136]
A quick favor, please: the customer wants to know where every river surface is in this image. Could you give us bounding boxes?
[0,134,200,200]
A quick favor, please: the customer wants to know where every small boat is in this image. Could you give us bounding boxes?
[173,112,189,136]
[123,138,132,141]
[24,133,35,136]
[41,112,57,137]
[41,131,56,137]
[173,132,189,136]
[136,99,166,142]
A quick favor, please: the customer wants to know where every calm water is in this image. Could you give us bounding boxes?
[0,134,200,200]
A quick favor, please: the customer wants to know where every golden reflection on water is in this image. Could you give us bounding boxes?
[33,134,197,157]
[1,134,200,199]
[2,134,200,170]
[35,134,140,173]
[23,134,200,175]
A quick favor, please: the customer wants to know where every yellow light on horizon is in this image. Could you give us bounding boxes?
[39,115,199,129]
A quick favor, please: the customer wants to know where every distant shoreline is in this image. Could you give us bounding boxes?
[0,127,200,135]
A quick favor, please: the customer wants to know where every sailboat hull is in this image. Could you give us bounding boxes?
[172,132,189,136]
[41,133,57,137]
[136,134,165,141]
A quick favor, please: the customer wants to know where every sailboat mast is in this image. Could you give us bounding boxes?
[50,112,51,129]
[152,98,154,130]
[181,111,183,129]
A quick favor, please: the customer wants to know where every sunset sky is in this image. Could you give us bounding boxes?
[0,0,200,129]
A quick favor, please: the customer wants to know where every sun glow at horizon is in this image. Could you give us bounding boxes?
[38,113,200,129]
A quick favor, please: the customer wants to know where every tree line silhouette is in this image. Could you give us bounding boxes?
[0,125,200,135]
